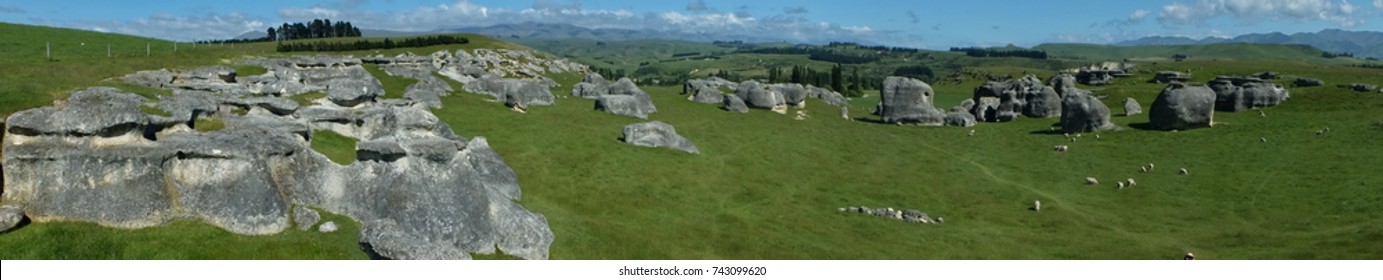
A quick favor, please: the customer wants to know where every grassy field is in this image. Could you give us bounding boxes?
[1035,42,1367,64]
[2,23,1383,259]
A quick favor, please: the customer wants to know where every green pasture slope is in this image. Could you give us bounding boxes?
[2,22,1382,259]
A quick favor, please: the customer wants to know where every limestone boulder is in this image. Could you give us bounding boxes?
[721,95,749,113]
[878,76,944,125]
[1150,83,1216,130]
[1059,91,1116,133]
[621,121,699,154]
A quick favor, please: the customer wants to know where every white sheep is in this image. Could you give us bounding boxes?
[1179,168,1189,175]
[1054,145,1069,152]
[1095,134,1101,140]
[1140,166,1149,173]
[937,217,945,223]
[1086,177,1099,185]
[1127,178,1136,186]
[1149,163,1156,172]
[969,129,976,136]
[1117,181,1126,189]
[1034,200,1041,211]
[1260,137,1267,143]
[1259,111,1266,118]
[1071,137,1077,142]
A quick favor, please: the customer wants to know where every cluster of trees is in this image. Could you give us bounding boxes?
[1322,51,1355,58]
[892,65,935,81]
[949,47,1048,59]
[828,41,920,53]
[276,35,469,52]
[764,64,866,97]
[747,47,880,64]
[268,19,362,41]
[590,66,627,80]
[671,52,701,58]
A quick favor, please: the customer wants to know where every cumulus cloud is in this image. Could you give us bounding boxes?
[73,13,266,41]
[686,0,709,11]
[1157,0,1363,27]
[0,5,24,14]
[905,10,919,24]
[784,6,808,14]
[271,0,879,44]
[1096,9,1151,28]
[1375,0,1383,11]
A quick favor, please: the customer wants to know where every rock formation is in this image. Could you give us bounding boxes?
[621,121,699,154]
[1059,91,1116,133]
[1151,71,1191,84]
[683,77,735,103]
[721,95,749,113]
[1207,76,1289,112]
[1124,97,1142,116]
[4,53,559,260]
[1149,83,1216,130]
[971,75,1061,122]
[737,81,787,113]
[1292,78,1324,87]
[878,76,944,125]
[594,78,657,119]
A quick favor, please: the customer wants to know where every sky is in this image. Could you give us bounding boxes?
[2,0,1382,49]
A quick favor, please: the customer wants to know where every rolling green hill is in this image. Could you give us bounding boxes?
[2,23,1383,260]
[1035,42,1364,64]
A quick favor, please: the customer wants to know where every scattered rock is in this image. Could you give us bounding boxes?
[1346,83,1379,92]
[319,221,338,233]
[1208,76,1288,112]
[1150,83,1216,131]
[294,205,321,230]
[944,112,977,127]
[1124,97,1143,116]
[1292,78,1324,87]
[0,205,25,233]
[1151,71,1191,84]
[621,121,699,154]
[841,205,938,224]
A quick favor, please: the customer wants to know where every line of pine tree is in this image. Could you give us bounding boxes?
[268,18,362,41]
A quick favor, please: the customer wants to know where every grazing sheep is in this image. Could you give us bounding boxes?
[1140,166,1149,173]
[1095,134,1101,140]
[1325,127,1331,133]
[1071,137,1077,142]
[937,217,945,223]
[1127,178,1136,186]
[1064,133,1070,137]
[1054,145,1069,152]
[1179,168,1189,175]
[1034,200,1041,211]
[969,129,976,136]
[1259,111,1266,118]
[1260,137,1267,143]
[1149,163,1156,172]
[1086,177,1099,185]
[1076,133,1083,138]
[1117,182,1126,189]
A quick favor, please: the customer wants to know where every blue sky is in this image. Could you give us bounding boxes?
[3,0,1382,49]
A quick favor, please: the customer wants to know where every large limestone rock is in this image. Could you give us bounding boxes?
[1208,76,1288,112]
[721,95,749,113]
[592,78,657,119]
[1152,71,1191,83]
[878,76,944,125]
[943,112,977,127]
[684,78,736,104]
[1048,74,1079,96]
[6,56,557,259]
[1023,85,1062,118]
[971,75,1058,121]
[737,81,787,112]
[464,77,555,107]
[770,83,808,106]
[621,121,699,154]
[1150,83,1216,130]
[1059,91,1116,133]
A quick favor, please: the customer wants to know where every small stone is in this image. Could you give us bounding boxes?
[0,206,26,233]
[319,221,339,233]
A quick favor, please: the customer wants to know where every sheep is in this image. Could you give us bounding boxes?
[1179,168,1189,175]
[1127,178,1137,187]
[968,129,976,136]
[1034,200,1041,211]
[1259,111,1266,118]
[1071,137,1077,142]
[1260,137,1267,143]
[1117,181,1126,189]
[1086,177,1099,185]
[1054,145,1069,152]
[1148,163,1156,172]
[1140,166,1149,173]
[1095,134,1101,140]
[937,217,945,223]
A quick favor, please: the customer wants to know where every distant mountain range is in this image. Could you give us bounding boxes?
[444,22,806,44]
[1116,29,1383,59]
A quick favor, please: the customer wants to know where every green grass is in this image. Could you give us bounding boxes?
[288,91,328,106]
[1035,42,1364,64]
[234,65,268,76]
[193,117,225,132]
[362,64,418,99]
[311,129,357,165]
[0,210,364,259]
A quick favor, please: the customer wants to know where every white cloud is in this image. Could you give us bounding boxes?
[73,13,266,41]
[1375,0,1383,11]
[1129,9,1151,21]
[1157,0,1363,27]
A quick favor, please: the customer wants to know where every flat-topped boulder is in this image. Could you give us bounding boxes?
[621,121,699,154]
[463,77,555,107]
[5,87,148,137]
[1208,76,1288,112]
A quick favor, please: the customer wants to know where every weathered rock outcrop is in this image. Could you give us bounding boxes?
[464,77,555,107]
[1208,76,1288,112]
[1152,71,1191,83]
[1346,83,1379,92]
[0,205,24,233]
[574,73,611,99]
[971,75,1061,121]
[878,76,944,125]
[4,54,557,260]
[737,81,787,113]
[1059,91,1116,133]
[943,112,977,127]
[721,95,749,113]
[1149,83,1216,130]
[594,78,657,119]
[621,121,699,154]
